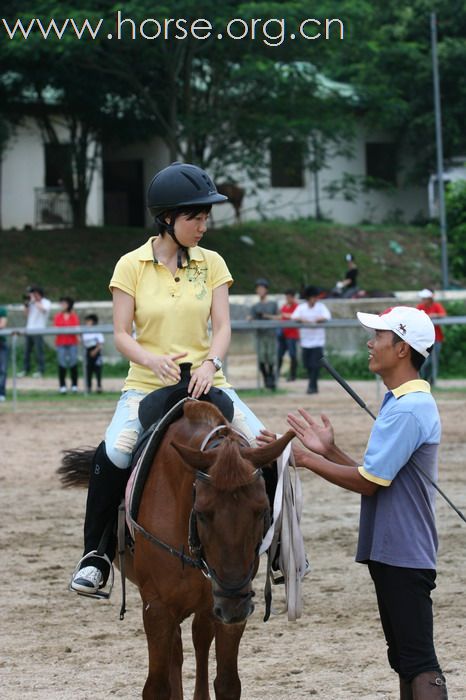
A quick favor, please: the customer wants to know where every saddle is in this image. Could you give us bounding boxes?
[126,363,234,537]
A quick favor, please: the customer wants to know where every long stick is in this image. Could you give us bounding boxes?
[320,357,466,524]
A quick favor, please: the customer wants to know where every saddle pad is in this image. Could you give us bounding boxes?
[126,397,196,538]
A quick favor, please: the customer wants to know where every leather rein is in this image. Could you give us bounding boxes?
[129,425,266,599]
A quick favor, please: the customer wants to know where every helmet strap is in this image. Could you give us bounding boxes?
[154,213,188,269]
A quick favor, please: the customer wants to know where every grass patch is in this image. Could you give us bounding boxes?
[0,220,455,303]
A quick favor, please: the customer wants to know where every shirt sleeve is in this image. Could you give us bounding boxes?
[291,305,302,320]
[109,255,139,297]
[359,411,425,486]
[320,303,332,320]
[208,251,233,290]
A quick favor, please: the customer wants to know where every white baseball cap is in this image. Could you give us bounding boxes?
[418,288,434,299]
[357,306,435,358]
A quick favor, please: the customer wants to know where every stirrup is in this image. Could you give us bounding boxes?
[69,551,114,600]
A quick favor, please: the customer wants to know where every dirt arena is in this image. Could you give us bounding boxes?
[1,368,465,698]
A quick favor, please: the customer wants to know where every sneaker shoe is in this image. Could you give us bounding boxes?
[59,386,67,394]
[71,566,103,594]
[17,371,27,378]
[71,385,78,393]
[32,371,43,378]
[0,395,5,402]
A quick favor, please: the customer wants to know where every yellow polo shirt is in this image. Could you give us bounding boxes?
[110,237,233,393]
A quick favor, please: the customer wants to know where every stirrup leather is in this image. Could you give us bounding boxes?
[69,551,114,600]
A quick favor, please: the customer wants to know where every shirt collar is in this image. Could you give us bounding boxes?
[138,237,205,265]
[391,379,431,399]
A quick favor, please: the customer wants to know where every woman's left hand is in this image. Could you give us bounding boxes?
[188,361,216,399]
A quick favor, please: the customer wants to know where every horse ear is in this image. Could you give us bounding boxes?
[171,441,217,472]
[241,430,294,467]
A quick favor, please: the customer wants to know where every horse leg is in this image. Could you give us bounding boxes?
[192,611,215,700]
[213,621,247,700]
[142,601,182,700]
[169,624,184,700]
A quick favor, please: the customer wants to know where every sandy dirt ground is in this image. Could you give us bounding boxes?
[1,362,465,699]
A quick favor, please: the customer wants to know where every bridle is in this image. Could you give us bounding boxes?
[130,424,269,600]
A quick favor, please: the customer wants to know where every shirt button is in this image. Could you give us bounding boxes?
[174,277,180,282]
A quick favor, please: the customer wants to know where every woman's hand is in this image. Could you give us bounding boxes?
[148,352,188,384]
[287,409,334,456]
[188,360,216,399]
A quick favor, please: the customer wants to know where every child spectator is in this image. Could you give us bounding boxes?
[54,297,80,393]
[248,278,278,389]
[277,288,299,381]
[82,314,104,393]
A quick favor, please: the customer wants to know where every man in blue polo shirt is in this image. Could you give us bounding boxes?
[286,306,447,699]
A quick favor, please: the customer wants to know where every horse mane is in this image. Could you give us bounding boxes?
[208,438,257,492]
[182,401,256,491]
[183,399,224,427]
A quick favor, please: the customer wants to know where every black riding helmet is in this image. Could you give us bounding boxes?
[147,161,227,217]
[147,162,228,262]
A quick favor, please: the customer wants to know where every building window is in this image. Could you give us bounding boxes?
[45,143,72,188]
[365,142,397,185]
[270,141,304,188]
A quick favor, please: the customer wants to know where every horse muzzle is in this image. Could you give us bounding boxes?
[212,588,255,625]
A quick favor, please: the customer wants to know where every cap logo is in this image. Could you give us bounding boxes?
[397,323,407,335]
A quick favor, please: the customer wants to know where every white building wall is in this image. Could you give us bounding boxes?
[1,120,429,230]
[203,125,429,226]
[1,121,43,229]
[1,118,104,229]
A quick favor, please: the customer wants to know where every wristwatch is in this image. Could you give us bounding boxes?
[204,356,223,371]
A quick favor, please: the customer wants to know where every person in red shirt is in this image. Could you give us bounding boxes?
[416,289,447,385]
[54,297,80,393]
[277,288,299,381]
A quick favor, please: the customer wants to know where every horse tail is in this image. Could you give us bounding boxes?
[57,446,95,488]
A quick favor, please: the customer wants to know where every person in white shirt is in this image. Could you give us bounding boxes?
[291,285,331,394]
[21,286,52,378]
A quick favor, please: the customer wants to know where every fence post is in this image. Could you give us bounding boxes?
[11,332,18,411]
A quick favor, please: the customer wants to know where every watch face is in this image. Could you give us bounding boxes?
[213,357,222,370]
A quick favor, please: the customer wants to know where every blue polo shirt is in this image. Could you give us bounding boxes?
[356,380,441,569]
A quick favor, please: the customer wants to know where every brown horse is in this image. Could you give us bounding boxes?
[215,183,245,223]
[61,400,293,699]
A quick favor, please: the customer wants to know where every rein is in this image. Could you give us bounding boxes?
[129,424,265,598]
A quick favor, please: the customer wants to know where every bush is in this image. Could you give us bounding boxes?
[446,180,466,279]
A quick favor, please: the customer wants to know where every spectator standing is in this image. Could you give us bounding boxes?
[54,297,80,393]
[249,278,279,389]
[291,285,331,394]
[82,313,104,393]
[416,289,447,386]
[277,288,299,381]
[0,305,8,401]
[21,286,52,377]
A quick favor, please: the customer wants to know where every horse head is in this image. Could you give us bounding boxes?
[171,427,294,624]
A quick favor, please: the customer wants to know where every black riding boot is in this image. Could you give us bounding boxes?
[81,442,130,583]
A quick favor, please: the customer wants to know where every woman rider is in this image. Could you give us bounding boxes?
[71,162,268,594]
